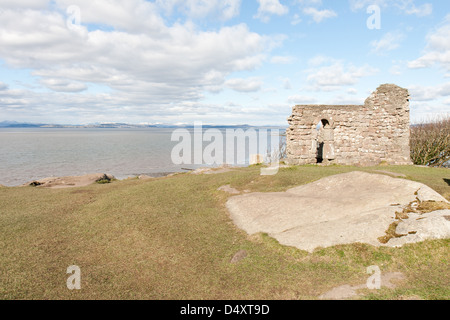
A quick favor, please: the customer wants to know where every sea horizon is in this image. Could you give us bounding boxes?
[0,126,286,187]
[0,120,288,129]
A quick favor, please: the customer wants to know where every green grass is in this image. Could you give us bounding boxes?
[0,165,448,300]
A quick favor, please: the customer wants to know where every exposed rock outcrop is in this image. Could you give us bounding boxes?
[226,171,449,252]
[25,173,115,189]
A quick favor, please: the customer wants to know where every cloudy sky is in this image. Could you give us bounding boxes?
[0,0,449,125]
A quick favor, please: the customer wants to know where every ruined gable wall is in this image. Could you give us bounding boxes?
[362,84,411,165]
[286,84,412,166]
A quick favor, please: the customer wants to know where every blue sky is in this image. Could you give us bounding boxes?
[0,0,449,125]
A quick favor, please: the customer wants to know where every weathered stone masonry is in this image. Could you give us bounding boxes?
[286,84,412,166]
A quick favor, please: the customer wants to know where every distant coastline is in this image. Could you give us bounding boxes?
[0,121,287,129]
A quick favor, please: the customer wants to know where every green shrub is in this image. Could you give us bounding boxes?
[410,115,450,167]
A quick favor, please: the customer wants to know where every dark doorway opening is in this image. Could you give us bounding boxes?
[316,119,330,164]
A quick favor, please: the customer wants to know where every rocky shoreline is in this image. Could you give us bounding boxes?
[13,165,236,189]
[23,173,116,189]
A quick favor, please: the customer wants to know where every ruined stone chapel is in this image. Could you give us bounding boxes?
[286,84,412,166]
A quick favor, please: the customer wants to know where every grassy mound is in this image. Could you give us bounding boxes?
[0,165,448,300]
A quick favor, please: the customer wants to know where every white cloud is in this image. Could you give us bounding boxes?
[296,0,323,5]
[349,0,388,12]
[410,101,450,123]
[399,1,432,16]
[225,77,263,92]
[221,0,242,20]
[254,0,289,22]
[40,78,88,92]
[0,0,49,10]
[308,55,332,67]
[281,78,292,90]
[370,32,405,54]
[306,57,379,91]
[53,0,166,34]
[327,94,364,105]
[287,94,317,104]
[389,64,403,75]
[0,85,292,125]
[303,7,337,23]
[409,82,450,101]
[270,55,295,64]
[291,14,302,25]
[156,0,242,21]
[349,0,432,16]
[408,14,450,72]
[0,1,284,123]
[347,88,358,95]
[0,4,272,101]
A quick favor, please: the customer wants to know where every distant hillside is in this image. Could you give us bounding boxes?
[0,121,43,128]
[0,121,287,129]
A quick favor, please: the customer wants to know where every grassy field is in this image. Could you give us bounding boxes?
[0,165,449,300]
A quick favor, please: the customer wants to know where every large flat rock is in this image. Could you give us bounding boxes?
[226,171,449,252]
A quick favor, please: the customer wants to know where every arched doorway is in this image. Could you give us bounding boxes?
[316,119,335,164]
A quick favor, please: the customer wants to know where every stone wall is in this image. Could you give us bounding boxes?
[286,84,412,166]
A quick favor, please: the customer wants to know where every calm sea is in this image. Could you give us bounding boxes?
[0,127,284,186]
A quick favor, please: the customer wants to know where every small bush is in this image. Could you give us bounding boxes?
[96,179,111,184]
[410,115,450,167]
[95,174,114,184]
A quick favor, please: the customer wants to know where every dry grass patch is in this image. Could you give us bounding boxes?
[378,198,450,245]
[0,164,448,300]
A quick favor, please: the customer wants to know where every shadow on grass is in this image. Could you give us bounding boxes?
[444,178,450,186]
